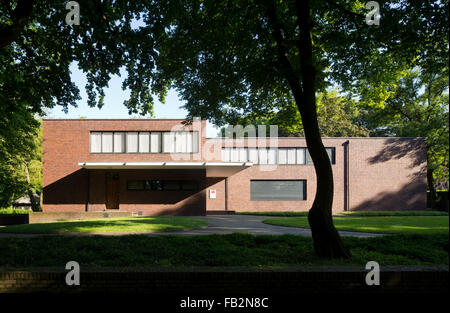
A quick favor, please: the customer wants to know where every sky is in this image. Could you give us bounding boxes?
[48,62,220,137]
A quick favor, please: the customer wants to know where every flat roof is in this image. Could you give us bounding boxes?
[78,161,253,169]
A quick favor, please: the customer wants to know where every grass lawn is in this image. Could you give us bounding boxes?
[263,216,449,235]
[0,234,447,267]
[338,210,448,217]
[237,210,448,217]
[237,211,309,217]
[0,216,208,234]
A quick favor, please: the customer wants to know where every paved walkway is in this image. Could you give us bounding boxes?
[161,215,383,237]
[0,215,383,238]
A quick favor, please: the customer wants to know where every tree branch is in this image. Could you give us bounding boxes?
[264,1,304,107]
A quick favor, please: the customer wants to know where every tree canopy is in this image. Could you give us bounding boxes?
[0,0,447,256]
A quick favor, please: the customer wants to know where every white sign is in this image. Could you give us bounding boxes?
[209,189,216,199]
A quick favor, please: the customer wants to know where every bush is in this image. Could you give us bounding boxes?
[0,207,32,215]
[428,190,449,211]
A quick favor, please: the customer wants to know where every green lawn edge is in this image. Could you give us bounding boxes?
[0,216,208,234]
[237,210,448,217]
[263,216,449,235]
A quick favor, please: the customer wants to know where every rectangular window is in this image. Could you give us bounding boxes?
[258,148,268,164]
[248,148,258,164]
[151,180,164,191]
[186,132,193,153]
[175,132,186,152]
[296,148,305,164]
[139,132,150,153]
[162,132,175,153]
[278,148,287,164]
[90,131,197,154]
[90,132,102,153]
[101,132,113,153]
[114,132,125,153]
[305,147,335,165]
[250,180,306,201]
[127,180,144,190]
[222,147,231,162]
[192,131,199,153]
[287,148,296,164]
[230,148,240,162]
[161,131,198,153]
[238,148,248,162]
[126,132,138,153]
[327,147,336,164]
[150,132,161,153]
[267,149,277,164]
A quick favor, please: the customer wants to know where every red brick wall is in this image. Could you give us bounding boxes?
[203,137,427,213]
[43,119,207,215]
[43,119,427,215]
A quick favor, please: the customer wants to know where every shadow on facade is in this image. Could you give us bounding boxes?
[368,137,427,169]
[352,179,427,211]
[43,169,224,214]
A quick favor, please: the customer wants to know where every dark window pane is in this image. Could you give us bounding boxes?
[127,180,144,190]
[306,150,313,165]
[250,180,306,201]
[326,147,335,164]
[164,181,181,191]
[151,180,163,191]
[106,172,119,180]
[144,180,152,190]
[181,181,198,191]
[305,147,335,165]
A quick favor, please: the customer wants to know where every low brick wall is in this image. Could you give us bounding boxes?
[0,215,29,226]
[28,211,131,224]
[0,266,447,294]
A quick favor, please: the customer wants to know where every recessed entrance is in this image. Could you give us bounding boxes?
[105,172,120,210]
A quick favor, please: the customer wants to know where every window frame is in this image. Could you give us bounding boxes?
[126,179,199,192]
[220,147,336,165]
[90,131,199,154]
[250,179,307,201]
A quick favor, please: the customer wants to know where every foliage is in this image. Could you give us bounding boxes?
[223,90,369,137]
[0,110,41,207]
[0,234,447,267]
[0,207,32,215]
[360,68,449,187]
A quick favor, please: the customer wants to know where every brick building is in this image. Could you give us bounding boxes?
[42,119,427,215]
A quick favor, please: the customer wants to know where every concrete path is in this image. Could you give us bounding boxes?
[158,215,383,238]
[0,215,383,238]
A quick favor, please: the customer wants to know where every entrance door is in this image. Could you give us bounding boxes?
[105,172,120,210]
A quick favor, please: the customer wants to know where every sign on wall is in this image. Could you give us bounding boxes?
[209,189,216,199]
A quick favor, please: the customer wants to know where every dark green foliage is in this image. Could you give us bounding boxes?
[0,234,447,267]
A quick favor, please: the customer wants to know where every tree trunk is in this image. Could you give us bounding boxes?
[427,168,437,209]
[25,165,39,212]
[266,0,350,258]
[295,0,350,258]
